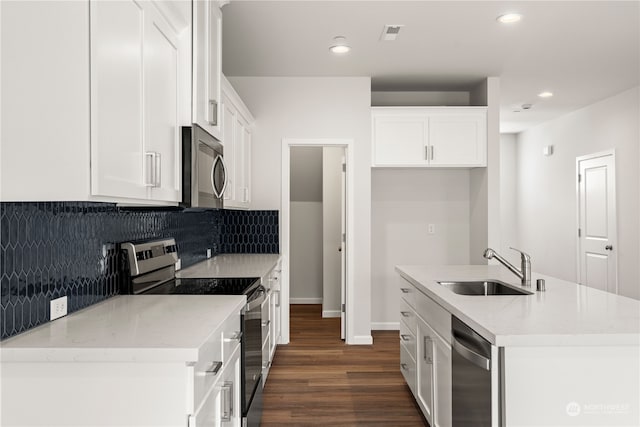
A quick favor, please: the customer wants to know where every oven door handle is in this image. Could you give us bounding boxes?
[246,287,266,311]
[452,337,491,371]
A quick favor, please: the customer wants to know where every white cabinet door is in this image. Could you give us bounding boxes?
[372,112,429,166]
[222,100,237,204]
[90,0,146,200]
[193,0,222,141]
[416,319,435,425]
[222,76,254,210]
[144,5,181,202]
[429,109,487,167]
[90,0,186,203]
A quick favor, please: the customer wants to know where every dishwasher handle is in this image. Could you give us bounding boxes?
[452,337,491,371]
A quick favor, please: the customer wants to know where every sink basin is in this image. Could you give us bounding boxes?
[437,280,533,296]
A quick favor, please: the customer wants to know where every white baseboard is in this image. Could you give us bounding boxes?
[349,335,373,345]
[322,310,341,318]
[289,298,322,304]
[371,322,400,331]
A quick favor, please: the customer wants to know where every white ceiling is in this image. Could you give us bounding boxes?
[221,1,639,133]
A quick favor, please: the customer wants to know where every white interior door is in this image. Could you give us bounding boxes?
[577,152,618,293]
[340,155,346,340]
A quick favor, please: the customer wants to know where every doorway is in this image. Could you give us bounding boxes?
[281,138,355,344]
[576,150,618,293]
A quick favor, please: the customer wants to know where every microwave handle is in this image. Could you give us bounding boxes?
[211,154,228,199]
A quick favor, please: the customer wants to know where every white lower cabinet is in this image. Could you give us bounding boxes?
[261,260,282,387]
[400,277,452,427]
[1,308,243,427]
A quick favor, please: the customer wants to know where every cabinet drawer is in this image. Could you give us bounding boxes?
[221,311,242,363]
[399,319,416,359]
[399,279,416,308]
[192,311,241,410]
[415,290,451,343]
[399,298,417,331]
[400,343,416,394]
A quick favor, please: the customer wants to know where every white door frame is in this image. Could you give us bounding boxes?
[575,149,618,291]
[281,138,355,344]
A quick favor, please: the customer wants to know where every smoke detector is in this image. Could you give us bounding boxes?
[380,25,404,41]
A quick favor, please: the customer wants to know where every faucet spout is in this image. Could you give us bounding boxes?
[483,247,531,287]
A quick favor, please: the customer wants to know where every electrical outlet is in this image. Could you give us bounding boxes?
[50,296,68,320]
[207,248,212,259]
[175,259,182,271]
[428,224,436,234]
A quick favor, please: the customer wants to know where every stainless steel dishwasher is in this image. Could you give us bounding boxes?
[451,316,492,426]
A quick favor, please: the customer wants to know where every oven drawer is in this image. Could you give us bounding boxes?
[191,310,241,412]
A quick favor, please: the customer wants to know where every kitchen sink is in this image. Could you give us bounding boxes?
[437,280,533,296]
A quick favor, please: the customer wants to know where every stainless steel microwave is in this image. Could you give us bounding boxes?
[181,125,227,208]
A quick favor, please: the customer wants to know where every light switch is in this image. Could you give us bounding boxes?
[428,224,435,234]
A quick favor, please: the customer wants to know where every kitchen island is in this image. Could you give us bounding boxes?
[396,265,640,426]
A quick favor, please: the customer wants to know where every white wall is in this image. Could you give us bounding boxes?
[227,76,372,342]
[515,86,639,299]
[322,147,343,317]
[289,147,323,303]
[290,201,323,302]
[500,133,519,266]
[371,169,471,328]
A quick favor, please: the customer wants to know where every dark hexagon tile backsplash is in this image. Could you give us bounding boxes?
[0,202,278,340]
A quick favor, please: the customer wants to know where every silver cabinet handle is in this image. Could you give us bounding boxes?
[144,152,157,187]
[400,288,410,294]
[400,334,412,341]
[400,363,409,371]
[424,146,429,160]
[220,381,233,422]
[223,331,243,343]
[274,290,280,308]
[209,100,218,126]
[262,320,271,328]
[204,361,223,376]
[155,152,161,187]
[400,311,411,317]
[423,336,433,364]
[430,146,434,161]
[262,361,272,369]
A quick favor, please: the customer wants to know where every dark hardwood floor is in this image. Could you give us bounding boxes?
[261,304,427,426]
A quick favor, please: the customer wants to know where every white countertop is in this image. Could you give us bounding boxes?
[0,295,246,363]
[396,265,640,347]
[177,253,280,280]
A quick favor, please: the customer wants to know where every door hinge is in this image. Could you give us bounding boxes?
[342,233,346,243]
[578,174,582,183]
[342,163,346,172]
[341,303,345,313]
[578,228,581,237]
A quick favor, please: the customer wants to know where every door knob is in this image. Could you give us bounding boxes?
[605,245,613,251]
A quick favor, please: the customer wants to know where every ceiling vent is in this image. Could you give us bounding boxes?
[380,24,404,41]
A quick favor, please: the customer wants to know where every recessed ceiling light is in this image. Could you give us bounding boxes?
[497,13,522,24]
[329,36,351,54]
[538,91,554,98]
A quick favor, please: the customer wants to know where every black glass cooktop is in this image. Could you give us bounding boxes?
[143,277,261,296]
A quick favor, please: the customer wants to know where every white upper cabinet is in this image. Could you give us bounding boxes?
[91,0,188,203]
[192,0,223,141]
[222,76,254,210]
[372,107,487,168]
[0,0,189,205]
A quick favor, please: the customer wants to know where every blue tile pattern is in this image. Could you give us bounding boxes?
[0,202,222,339]
[222,210,279,253]
[0,202,278,340]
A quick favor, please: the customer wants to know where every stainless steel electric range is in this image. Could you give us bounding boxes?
[121,238,264,426]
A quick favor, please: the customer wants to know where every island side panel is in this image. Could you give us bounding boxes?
[503,345,639,426]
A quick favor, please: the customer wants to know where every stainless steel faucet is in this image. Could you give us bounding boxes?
[483,247,531,287]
